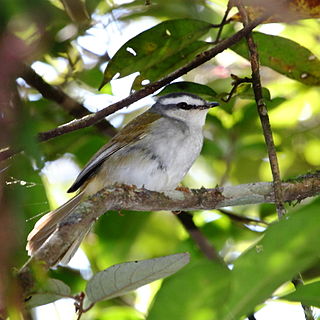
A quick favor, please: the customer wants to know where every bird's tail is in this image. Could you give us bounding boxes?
[26,190,90,264]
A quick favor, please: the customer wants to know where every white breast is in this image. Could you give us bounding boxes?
[85,117,204,194]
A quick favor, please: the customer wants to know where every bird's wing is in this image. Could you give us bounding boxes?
[67,111,161,193]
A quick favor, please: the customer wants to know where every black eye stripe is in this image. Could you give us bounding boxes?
[177,102,195,110]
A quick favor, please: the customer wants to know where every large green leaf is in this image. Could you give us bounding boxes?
[220,198,320,320]
[280,281,320,308]
[99,19,213,90]
[147,259,230,320]
[85,253,190,304]
[231,32,320,86]
[131,41,210,91]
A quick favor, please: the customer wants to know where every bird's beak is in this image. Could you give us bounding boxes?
[208,102,219,108]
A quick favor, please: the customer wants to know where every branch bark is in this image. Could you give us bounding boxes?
[22,171,320,269]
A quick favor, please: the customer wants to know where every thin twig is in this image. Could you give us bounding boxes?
[175,211,223,262]
[221,74,252,102]
[235,2,315,319]
[292,275,315,320]
[215,3,232,44]
[36,15,268,142]
[235,1,285,219]
[218,209,268,227]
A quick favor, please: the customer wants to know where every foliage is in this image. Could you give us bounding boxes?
[1,0,320,319]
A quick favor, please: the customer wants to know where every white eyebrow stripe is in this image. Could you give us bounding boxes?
[159,96,205,106]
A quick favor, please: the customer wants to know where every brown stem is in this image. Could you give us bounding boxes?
[217,209,268,226]
[292,274,315,320]
[221,74,252,102]
[214,4,232,44]
[235,2,285,218]
[175,211,222,262]
[235,2,315,319]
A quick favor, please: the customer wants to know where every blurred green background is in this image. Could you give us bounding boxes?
[1,0,320,319]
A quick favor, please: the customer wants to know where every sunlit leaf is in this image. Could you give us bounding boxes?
[222,83,271,101]
[158,81,217,100]
[232,32,320,86]
[99,19,213,90]
[85,253,190,303]
[304,139,320,166]
[147,259,230,320]
[26,278,71,308]
[120,0,218,23]
[220,198,320,320]
[131,41,211,91]
[279,281,320,308]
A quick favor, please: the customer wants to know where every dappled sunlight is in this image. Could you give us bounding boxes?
[2,0,320,319]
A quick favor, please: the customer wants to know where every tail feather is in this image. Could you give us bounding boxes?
[26,191,85,259]
[59,221,94,265]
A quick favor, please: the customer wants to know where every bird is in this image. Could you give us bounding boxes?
[26,92,219,264]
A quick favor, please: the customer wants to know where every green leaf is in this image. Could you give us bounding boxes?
[219,83,271,104]
[147,259,230,320]
[234,83,271,100]
[85,253,190,303]
[280,281,320,308]
[231,32,320,86]
[131,41,210,91]
[220,198,320,320]
[26,279,72,308]
[99,19,213,90]
[94,306,144,320]
[158,81,217,100]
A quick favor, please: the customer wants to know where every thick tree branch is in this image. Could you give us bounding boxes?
[21,172,320,270]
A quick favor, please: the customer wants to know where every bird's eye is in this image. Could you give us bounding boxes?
[177,102,191,109]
